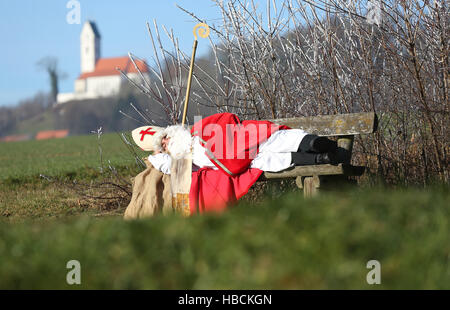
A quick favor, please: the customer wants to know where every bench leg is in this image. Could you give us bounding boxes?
[302,176,320,198]
[296,174,356,198]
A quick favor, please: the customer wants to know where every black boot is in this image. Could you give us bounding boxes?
[315,153,331,164]
[298,135,338,153]
[291,151,316,166]
[315,152,338,165]
[291,150,339,166]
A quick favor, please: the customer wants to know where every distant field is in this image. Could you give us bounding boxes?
[0,133,145,181]
[0,133,146,221]
[12,109,57,136]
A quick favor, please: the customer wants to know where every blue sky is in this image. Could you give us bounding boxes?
[0,0,224,106]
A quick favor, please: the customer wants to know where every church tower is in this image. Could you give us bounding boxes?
[80,21,101,73]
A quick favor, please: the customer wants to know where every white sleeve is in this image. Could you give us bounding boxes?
[148,153,172,175]
[192,136,218,169]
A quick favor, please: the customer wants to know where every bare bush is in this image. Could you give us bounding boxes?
[124,0,448,185]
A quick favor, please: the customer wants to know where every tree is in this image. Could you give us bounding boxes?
[37,56,67,104]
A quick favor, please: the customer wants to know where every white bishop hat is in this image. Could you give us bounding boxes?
[131,125,193,159]
[131,126,164,152]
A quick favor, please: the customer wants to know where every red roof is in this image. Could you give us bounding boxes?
[78,56,149,79]
[35,130,69,140]
[0,134,30,142]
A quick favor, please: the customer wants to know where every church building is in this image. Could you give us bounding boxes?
[57,21,149,104]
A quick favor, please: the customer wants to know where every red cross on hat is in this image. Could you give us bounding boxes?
[140,127,156,141]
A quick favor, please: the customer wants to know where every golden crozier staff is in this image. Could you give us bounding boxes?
[172,22,210,216]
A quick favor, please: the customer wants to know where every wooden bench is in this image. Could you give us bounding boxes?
[259,112,378,197]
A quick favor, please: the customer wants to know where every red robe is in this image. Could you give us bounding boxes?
[189,112,290,214]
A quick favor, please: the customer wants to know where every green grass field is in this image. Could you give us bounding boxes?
[0,133,144,221]
[0,133,143,180]
[0,135,449,289]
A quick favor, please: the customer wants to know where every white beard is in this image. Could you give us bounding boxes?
[155,125,192,160]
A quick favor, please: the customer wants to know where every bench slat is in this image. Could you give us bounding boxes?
[269,112,377,136]
[261,164,365,179]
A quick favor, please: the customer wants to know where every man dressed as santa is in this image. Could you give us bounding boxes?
[132,112,338,214]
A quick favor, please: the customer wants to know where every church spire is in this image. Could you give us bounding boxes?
[80,21,101,73]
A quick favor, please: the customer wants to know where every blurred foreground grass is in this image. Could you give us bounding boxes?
[0,186,448,289]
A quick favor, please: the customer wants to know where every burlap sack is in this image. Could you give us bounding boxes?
[123,159,173,219]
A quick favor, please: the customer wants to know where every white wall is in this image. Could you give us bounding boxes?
[56,92,100,104]
[58,72,151,104]
[85,75,122,97]
[57,93,76,104]
[74,79,86,93]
